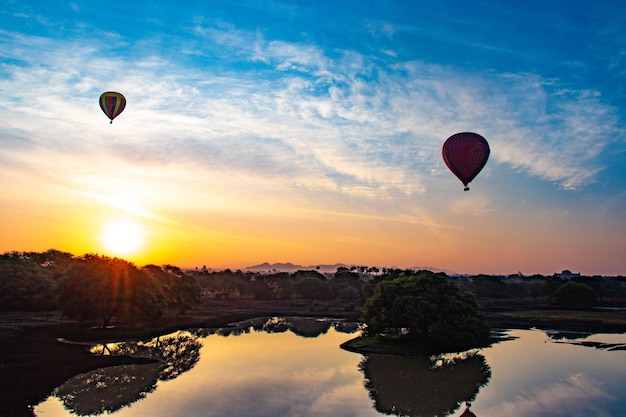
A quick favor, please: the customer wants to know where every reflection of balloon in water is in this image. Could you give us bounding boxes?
[459,402,477,417]
[99,91,126,123]
[442,132,490,191]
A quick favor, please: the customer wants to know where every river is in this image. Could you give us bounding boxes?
[34,317,626,417]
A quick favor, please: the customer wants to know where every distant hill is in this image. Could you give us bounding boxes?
[408,265,459,276]
[245,262,347,274]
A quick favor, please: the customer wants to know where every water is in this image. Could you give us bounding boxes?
[34,318,626,417]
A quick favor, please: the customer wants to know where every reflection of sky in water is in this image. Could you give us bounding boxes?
[35,326,626,417]
[36,325,382,417]
[474,329,626,417]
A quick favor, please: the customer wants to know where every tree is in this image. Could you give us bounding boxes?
[194,269,249,299]
[294,276,332,302]
[57,254,166,328]
[256,273,293,300]
[552,281,598,308]
[470,275,511,299]
[362,273,490,351]
[143,265,202,313]
[29,249,75,280]
[0,252,57,311]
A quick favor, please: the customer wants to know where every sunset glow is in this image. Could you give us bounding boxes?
[1,1,625,275]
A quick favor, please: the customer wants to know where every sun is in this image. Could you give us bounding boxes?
[100,218,145,256]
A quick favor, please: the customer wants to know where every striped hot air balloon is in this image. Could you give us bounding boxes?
[99,92,126,124]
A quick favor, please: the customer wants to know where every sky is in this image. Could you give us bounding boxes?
[1,1,625,275]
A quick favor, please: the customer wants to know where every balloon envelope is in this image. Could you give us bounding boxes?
[99,92,126,123]
[442,132,490,191]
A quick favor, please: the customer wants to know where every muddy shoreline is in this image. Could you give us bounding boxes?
[1,300,625,416]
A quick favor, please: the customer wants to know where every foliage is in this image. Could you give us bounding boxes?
[191,269,251,299]
[552,281,598,307]
[331,269,363,302]
[336,285,360,302]
[4,248,626,317]
[27,249,75,280]
[249,272,294,300]
[360,268,434,303]
[143,265,202,312]
[294,276,332,302]
[471,275,517,298]
[362,272,490,351]
[0,252,57,311]
[57,254,166,327]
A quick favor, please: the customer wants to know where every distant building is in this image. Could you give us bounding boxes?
[554,269,581,279]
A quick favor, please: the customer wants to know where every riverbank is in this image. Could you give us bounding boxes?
[1,300,625,416]
[481,302,626,333]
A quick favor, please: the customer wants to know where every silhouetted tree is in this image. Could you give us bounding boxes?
[258,273,294,300]
[143,265,202,312]
[470,275,511,298]
[0,251,57,311]
[293,269,325,280]
[294,276,332,302]
[29,249,75,280]
[552,281,598,308]
[363,273,490,351]
[57,254,166,327]
[192,269,249,299]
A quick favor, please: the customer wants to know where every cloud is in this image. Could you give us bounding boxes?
[483,373,614,417]
[0,11,623,218]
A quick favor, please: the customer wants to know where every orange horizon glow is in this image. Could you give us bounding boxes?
[2,194,624,276]
[1,152,624,276]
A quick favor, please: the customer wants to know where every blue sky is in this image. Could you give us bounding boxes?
[1,1,625,275]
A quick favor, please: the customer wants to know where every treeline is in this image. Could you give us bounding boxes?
[188,267,363,305]
[0,250,367,326]
[0,251,203,327]
[2,250,625,326]
[454,273,626,308]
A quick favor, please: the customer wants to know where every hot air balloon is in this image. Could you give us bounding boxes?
[442,132,490,191]
[99,92,126,124]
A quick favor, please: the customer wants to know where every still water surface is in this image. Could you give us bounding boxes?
[35,317,626,417]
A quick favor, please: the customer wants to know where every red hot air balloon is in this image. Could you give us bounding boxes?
[99,92,126,124]
[442,132,490,191]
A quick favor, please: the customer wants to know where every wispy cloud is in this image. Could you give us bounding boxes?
[483,373,614,417]
[0,13,623,220]
[1,1,625,273]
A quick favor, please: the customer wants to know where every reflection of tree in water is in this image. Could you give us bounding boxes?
[545,330,593,340]
[287,317,331,337]
[542,329,626,351]
[200,316,360,338]
[360,351,491,417]
[55,331,202,415]
[333,321,361,334]
[54,363,162,415]
[550,337,626,351]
